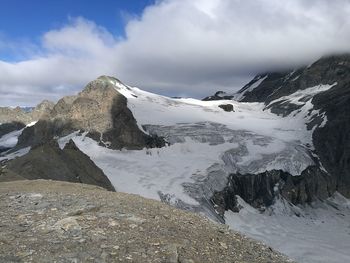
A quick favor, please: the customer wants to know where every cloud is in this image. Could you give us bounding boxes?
[0,18,118,105]
[1,0,350,105]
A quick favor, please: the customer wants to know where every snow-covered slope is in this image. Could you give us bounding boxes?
[0,121,36,161]
[225,193,350,263]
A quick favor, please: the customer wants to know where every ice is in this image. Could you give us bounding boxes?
[0,129,23,148]
[0,146,30,161]
[225,194,350,263]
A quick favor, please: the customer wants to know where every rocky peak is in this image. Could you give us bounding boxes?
[210,54,350,214]
[33,100,55,112]
[31,100,55,120]
[238,54,350,104]
[16,76,165,150]
[3,139,115,191]
[97,75,124,85]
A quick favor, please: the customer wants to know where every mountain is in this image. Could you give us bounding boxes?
[1,54,350,262]
[14,76,165,151]
[208,54,350,208]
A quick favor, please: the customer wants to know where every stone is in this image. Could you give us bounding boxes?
[53,217,81,234]
[218,104,234,112]
[0,180,292,263]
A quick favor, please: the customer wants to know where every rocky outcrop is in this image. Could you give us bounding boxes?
[203,91,235,101]
[0,122,25,138]
[212,166,335,216]
[30,100,55,120]
[16,76,165,150]
[312,71,350,197]
[218,104,234,112]
[3,140,115,191]
[0,180,291,263]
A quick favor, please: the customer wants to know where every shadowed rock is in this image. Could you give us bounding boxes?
[212,166,335,216]
[5,139,115,191]
[218,104,234,112]
[0,122,25,138]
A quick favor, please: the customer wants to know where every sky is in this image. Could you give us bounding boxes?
[1,0,350,106]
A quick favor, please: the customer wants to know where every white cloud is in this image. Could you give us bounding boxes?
[1,0,350,105]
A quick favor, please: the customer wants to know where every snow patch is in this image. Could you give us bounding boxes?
[0,147,31,161]
[225,194,350,263]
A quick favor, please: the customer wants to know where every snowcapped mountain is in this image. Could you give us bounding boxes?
[1,55,350,262]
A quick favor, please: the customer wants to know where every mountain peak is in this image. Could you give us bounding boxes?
[97,75,124,85]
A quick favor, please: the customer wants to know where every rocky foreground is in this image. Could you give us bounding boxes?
[0,180,291,263]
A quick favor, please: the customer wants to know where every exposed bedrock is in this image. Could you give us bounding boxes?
[218,104,234,112]
[2,139,115,191]
[212,166,336,216]
[312,89,350,198]
[0,121,26,138]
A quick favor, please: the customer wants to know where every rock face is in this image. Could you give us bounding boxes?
[3,140,115,191]
[238,55,350,104]
[210,54,350,214]
[0,180,291,263]
[0,122,25,138]
[0,100,54,125]
[212,167,335,216]
[16,76,165,150]
[218,104,234,112]
[203,91,235,101]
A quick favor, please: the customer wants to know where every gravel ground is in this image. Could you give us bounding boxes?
[0,180,293,263]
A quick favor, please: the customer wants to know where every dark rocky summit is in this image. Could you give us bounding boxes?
[211,54,350,214]
[0,180,292,263]
[1,140,115,191]
[203,91,235,101]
